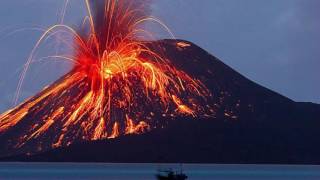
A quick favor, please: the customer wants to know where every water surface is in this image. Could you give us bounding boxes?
[1,163,320,180]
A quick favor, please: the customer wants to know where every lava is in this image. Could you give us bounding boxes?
[0,0,214,155]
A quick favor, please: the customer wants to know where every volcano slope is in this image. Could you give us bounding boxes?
[2,39,320,164]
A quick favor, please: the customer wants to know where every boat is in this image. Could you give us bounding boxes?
[156,169,188,180]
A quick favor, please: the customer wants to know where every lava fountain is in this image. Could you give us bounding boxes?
[0,0,214,156]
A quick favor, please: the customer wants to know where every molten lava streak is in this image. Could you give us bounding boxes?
[0,0,213,154]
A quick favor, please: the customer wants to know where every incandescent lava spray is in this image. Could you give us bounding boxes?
[0,0,214,156]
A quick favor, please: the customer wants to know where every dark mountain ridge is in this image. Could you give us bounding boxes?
[1,39,320,164]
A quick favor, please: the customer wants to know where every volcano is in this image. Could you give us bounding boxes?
[1,0,320,164]
[0,0,214,158]
[2,39,320,164]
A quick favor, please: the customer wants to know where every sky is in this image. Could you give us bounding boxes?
[0,0,319,113]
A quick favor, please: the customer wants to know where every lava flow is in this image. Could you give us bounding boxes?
[0,0,214,155]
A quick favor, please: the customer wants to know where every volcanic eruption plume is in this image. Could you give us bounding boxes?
[0,0,214,156]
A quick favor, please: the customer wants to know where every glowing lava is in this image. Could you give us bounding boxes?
[0,0,214,155]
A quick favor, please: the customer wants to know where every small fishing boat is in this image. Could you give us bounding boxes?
[156,168,188,180]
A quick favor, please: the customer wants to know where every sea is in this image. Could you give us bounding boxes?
[0,163,320,180]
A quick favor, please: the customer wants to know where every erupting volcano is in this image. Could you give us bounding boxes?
[1,0,320,164]
[0,0,214,156]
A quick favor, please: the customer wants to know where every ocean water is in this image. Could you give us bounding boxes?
[0,163,320,180]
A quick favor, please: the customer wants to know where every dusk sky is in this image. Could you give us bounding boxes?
[0,0,319,113]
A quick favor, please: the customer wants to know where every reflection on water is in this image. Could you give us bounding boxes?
[0,163,320,180]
